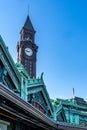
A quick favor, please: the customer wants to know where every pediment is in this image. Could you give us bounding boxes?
[27,81,53,117]
[56,105,67,122]
[0,36,21,92]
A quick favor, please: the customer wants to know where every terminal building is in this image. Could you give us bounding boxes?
[0,12,87,130]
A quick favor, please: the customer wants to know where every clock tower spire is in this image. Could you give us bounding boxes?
[17,15,38,78]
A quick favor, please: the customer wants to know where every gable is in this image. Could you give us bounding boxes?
[0,35,21,92]
[28,91,47,114]
[55,104,67,122]
[57,113,65,122]
[27,79,53,117]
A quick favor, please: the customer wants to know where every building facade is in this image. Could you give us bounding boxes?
[52,97,87,129]
[0,13,87,130]
[0,35,56,130]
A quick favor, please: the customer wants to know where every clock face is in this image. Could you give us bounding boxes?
[25,48,33,56]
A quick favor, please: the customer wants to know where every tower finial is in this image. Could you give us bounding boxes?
[28,4,29,16]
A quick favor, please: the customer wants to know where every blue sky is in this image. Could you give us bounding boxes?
[0,0,87,100]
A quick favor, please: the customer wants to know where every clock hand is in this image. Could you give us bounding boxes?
[26,50,30,52]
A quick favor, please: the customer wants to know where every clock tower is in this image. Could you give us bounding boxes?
[17,15,38,78]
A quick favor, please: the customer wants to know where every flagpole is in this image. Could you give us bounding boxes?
[72,87,75,104]
[73,87,75,98]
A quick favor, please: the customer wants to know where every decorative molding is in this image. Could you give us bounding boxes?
[0,48,19,89]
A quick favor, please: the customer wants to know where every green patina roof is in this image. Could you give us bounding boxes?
[54,97,87,109]
[0,35,21,81]
[52,97,87,127]
[27,73,54,114]
[0,35,21,90]
[16,62,29,78]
